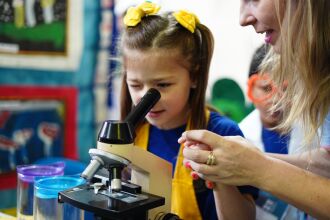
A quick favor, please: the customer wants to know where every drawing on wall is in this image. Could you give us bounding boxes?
[0,0,82,70]
[0,0,67,54]
[0,86,78,190]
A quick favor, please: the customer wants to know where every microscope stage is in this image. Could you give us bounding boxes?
[58,184,165,219]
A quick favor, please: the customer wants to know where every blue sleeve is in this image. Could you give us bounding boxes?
[321,111,330,148]
[207,112,259,199]
[207,112,244,137]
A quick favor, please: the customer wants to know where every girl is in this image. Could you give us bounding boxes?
[119,2,257,220]
[181,0,330,219]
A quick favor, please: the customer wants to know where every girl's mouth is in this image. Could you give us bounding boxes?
[148,110,165,118]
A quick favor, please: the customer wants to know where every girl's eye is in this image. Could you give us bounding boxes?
[157,83,171,88]
[129,84,142,89]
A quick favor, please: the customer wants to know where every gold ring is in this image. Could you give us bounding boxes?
[206,151,216,166]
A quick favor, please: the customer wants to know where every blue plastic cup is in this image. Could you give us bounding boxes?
[17,163,65,220]
[33,175,85,220]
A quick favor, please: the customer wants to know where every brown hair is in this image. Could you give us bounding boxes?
[119,12,214,130]
[263,0,330,146]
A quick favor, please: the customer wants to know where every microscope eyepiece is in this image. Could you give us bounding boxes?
[124,88,161,132]
[97,88,161,144]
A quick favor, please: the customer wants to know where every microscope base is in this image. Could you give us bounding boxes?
[58,184,165,220]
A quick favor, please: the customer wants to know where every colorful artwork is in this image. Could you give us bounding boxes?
[0,0,67,54]
[0,0,82,71]
[0,86,77,190]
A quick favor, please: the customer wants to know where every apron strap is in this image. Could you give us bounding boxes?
[135,110,210,219]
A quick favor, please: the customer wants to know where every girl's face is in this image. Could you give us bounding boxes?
[125,48,194,130]
[239,0,282,52]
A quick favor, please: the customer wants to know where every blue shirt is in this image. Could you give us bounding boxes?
[321,111,330,147]
[148,111,259,220]
[262,127,290,154]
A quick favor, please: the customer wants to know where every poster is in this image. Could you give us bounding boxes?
[0,86,77,189]
[0,0,82,70]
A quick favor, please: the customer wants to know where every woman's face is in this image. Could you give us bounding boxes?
[239,0,282,52]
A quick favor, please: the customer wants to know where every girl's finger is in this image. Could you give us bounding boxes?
[205,180,215,189]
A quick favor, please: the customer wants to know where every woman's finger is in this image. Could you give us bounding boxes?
[187,157,219,175]
[182,147,211,164]
[181,130,228,151]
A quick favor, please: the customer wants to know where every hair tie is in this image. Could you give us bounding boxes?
[123,1,161,27]
[173,10,200,33]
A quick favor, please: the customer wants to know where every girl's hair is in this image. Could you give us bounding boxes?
[263,0,330,147]
[119,12,214,130]
[248,44,269,78]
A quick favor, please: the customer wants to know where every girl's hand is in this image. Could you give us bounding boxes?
[182,140,215,189]
[179,130,271,187]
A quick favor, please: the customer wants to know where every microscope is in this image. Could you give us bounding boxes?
[58,89,179,220]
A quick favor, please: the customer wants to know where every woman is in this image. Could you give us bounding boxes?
[179,0,330,219]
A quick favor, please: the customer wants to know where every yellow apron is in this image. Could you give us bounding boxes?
[135,111,210,220]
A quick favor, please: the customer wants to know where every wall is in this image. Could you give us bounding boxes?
[163,0,264,98]
[115,0,264,99]
[0,0,101,163]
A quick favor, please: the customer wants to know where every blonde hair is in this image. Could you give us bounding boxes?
[263,0,330,147]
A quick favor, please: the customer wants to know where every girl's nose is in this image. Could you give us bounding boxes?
[137,87,153,103]
[239,3,256,26]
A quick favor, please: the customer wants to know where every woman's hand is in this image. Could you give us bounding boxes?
[182,139,216,189]
[179,130,272,187]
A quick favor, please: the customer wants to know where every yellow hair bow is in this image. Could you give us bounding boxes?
[123,1,161,27]
[173,10,200,33]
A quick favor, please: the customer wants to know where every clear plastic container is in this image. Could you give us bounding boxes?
[33,175,85,220]
[17,163,64,220]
